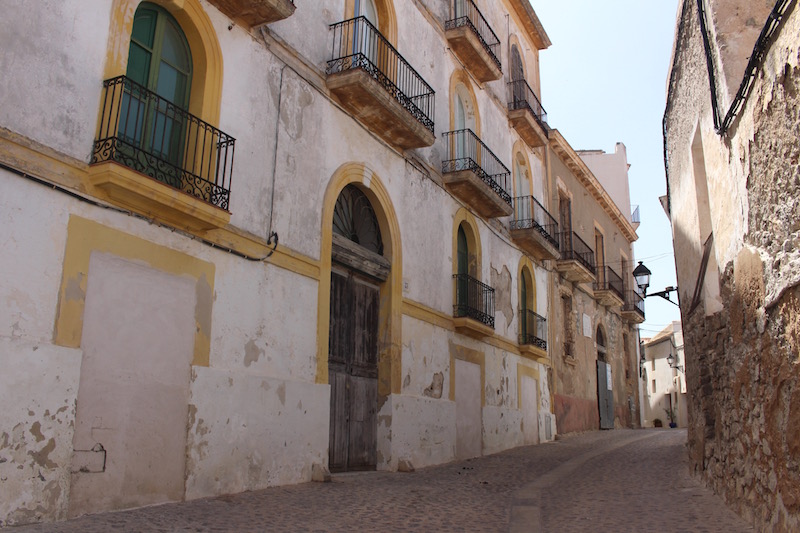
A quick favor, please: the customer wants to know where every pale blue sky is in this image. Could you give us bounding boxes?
[530,0,682,339]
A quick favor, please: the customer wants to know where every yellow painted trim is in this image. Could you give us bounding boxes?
[103,0,223,127]
[402,298,454,331]
[519,344,548,362]
[54,215,215,367]
[1,128,321,283]
[517,255,537,313]
[0,127,90,193]
[449,343,486,407]
[316,163,403,399]
[517,362,541,412]
[344,0,397,46]
[448,70,481,136]
[87,161,232,231]
[452,207,482,278]
[400,297,552,366]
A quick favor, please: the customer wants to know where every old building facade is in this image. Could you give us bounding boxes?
[641,321,687,428]
[0,0,641,525]
[664,0,800,530]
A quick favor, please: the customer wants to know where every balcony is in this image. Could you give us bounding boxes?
[594,266,625,307]
[327,17,435,150]
[631,204,641,230]
[519,309,547,359]
[453,273,495,338]
[621,290,646,323]
[206,0,295,26]
[442,129,513,218]
[510,196,560,260]
[507,80,548,148]
[89,76,234,231]
[556,231,596,283]
[445,0,502,83]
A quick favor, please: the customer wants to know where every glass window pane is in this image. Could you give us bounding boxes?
[131,9,156,48]
[127,43,151,86]
[161,20,191,73]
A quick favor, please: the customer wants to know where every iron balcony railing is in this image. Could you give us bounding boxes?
[631,205,641,225]
[445,0,501,71]
[623,290,646,319]
[508,79,548,131]
[510,196,560,248]
[519,309,547,350]
[442,129,512,206]
[453,273,495,328]
[558,231,596,275]
[327,16,435,134]
[595,265,625,301]
[92,76,235,210]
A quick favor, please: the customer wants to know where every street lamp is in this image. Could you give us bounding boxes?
[633,261,651,295]
[633,261,679,306]
[666,352,684,373]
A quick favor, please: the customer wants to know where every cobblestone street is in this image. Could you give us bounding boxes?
[7,429,752,533]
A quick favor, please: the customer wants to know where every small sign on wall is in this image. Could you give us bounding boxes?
[606,364,613,391]
[583,314,592,337]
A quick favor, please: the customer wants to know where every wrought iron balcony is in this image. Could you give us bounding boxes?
[90,76,234,214]
[327,17,435,150]
[510,196,560,260]
[556,231,596,283]
[519,309,547,351]
[206,0,295,27]
[453,274,495,333]
[442,129,513,218]
[507,79,548,148]
[594,265,625,307]
[445,0,502,82]
[622,290,646,323]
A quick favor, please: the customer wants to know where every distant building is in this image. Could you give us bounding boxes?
[663,0,800,530]
[640,322,686,428]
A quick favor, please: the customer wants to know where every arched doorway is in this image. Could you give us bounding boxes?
[328,184,390,472]
[596,325,614,429]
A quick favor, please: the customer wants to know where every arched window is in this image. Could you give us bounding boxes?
[333,184,384,255]
[456,223,470,312]
[356,0,379,26]
[596,326,607,362]
[120,3,192,166]
[514,152,531,198]
[511,44,524,82]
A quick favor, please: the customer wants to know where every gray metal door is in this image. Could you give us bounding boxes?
[597,360,614,429]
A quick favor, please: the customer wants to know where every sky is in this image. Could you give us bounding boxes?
[529,0,682,340]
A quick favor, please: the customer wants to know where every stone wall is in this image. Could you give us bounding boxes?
[665,1,800,530]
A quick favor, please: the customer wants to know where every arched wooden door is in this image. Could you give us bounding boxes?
[328,185,388,471]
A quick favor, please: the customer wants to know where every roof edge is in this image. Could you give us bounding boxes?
[509,0,552,49]
[549,129,639,243]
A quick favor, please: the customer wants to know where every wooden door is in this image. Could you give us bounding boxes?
[328,270,379,472]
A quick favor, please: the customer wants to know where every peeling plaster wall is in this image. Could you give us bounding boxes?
[185,369,329,499]
[383,394,456,470]
[0,0,561,525]
[665,2,800,530]
[0,339,81,527]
